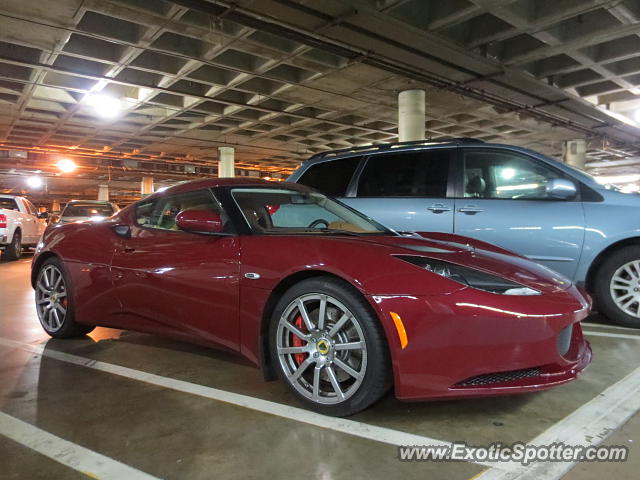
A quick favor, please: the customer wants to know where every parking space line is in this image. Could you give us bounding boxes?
[583,330,640,340]
[0,336,513,472]
[475,360,640,480]
[582,322,640,332]
[0,411,160,480]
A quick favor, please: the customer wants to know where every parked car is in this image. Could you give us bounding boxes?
[54,200,119,224]
[289,139,640,328]
[0,194,47,261]
[32,178,591,416]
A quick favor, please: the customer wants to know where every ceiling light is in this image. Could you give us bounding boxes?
[634,110,640,123]
[85,94,123,118]
[26,176,43,188]
[501,167,516,180]
[57,158,77,173]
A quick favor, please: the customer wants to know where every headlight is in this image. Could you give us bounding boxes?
[395,255,540,295]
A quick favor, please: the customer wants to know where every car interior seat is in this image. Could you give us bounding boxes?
[465,175,486,198]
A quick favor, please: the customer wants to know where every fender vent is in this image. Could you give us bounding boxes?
[455,367,541,387]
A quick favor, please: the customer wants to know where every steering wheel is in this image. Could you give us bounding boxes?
[308,218,329,228]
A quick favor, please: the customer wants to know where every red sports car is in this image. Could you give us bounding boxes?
[32,178,592,416]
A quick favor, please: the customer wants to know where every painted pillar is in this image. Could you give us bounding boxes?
[398,89,426,142]
[218,147,235,178]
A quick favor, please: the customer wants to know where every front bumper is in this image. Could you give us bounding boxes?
[368,284,592,401]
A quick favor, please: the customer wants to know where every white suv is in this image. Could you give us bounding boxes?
[0,195,47,261]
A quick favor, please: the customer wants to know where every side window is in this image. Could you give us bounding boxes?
[24,199,37,215]
[463,150,563,200]
[135,189,233,232]
[357,150,451,197]
[297,156,361,197]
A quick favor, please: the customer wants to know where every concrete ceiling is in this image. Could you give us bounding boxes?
[0,0,640,199]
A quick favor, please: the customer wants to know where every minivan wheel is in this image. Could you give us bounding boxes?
[35,257,94,338]
[269,276,392,416]
[594,246,640,328]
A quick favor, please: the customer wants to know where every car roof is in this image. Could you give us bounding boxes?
[144,177,306,200]
[66,200,114,204]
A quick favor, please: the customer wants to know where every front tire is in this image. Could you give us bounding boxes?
[269,276,392,416]
[595,246,640,328]
[4,231,22,261]
[35,258,94,338]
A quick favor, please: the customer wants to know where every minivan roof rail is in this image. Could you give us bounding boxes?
[306,138,484,162]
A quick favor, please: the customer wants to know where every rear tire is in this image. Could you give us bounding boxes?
[594,246,640,328]
[269,276,392,416]
[4,231,22,261]
[35,257,94,338]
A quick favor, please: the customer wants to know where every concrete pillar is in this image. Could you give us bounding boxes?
[98,184,109,201]
[398,89,426,142]
[248,170,260,177]
[141,176,154,196]
[564,139,587,170]
[218,147,235,178]
[51,199,61,213]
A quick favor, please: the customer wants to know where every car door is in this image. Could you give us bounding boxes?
[24,198,46,240]
[110,189,241,350]
[343,148,455,233]
[454,147,585,280]
[17,198,38,243]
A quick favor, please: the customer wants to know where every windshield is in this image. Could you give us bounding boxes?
[231,188,390,235]
[62,203,114,218]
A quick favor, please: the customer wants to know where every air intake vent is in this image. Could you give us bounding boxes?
[455,367,541,387]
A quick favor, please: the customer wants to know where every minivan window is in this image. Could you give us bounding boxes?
[357,150,451,197]
[463,150,564,200]
[297,156,361,197]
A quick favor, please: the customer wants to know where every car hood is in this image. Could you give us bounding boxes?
[331,232,572,294]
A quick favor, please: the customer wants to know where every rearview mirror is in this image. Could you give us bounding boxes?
[546,178,577,200]
[176,209,224,234]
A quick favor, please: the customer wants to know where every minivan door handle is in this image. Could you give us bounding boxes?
[427,203,452,213]
[458,205,484,214]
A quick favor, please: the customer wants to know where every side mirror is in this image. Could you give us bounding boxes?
[37,212,49,219]
[546,178,577,200]
[176,210,224,234]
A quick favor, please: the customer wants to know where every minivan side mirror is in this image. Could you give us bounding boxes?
[37,211,49,219]
[546,178,577,200]
[176,209,225,234]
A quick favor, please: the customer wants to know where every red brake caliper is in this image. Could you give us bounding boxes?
[292,315,307,365]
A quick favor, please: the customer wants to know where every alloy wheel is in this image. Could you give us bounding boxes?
[36,265,68,332]
[610,260,640,318]
[276,293,368,405]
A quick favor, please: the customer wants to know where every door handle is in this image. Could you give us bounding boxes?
[458,205,484,214]
[123,246,136,254]
[427,203,452,213]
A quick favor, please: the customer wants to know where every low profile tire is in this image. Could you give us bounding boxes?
[269,276,392,416]
[4,231,22,261]
[594,246,640,328]
[35,257,94,338]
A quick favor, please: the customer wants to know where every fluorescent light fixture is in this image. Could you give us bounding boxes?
[634,109,640,123]
[57,158,77,173]
[85,94,123,118]
[496,183,539,191]
[621,184,640,193]
[26,176,43,188]
[595,174,640,185]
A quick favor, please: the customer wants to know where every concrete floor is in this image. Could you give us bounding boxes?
[1,255,639,480]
